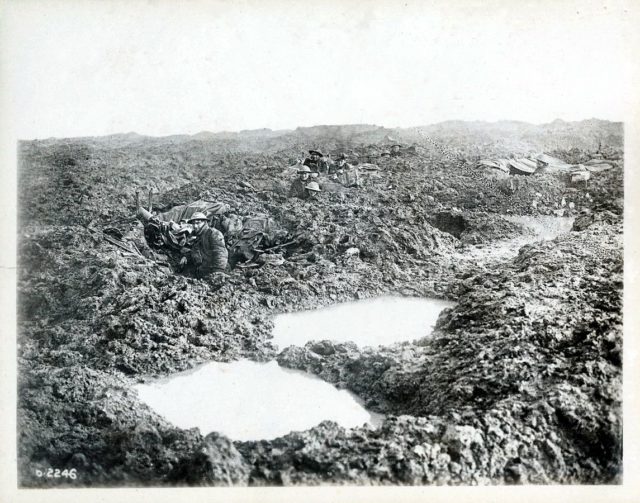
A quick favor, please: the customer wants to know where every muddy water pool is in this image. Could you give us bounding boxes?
[460,215,575,261]
[271,295,455,350]
[504,215,575,239]
[135,359,383,441]
[136,296,453,440]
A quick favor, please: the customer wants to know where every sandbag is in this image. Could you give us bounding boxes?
[584,159,614,172]
[508,159,537,175]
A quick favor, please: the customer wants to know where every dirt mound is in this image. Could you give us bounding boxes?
[275,224,622,483]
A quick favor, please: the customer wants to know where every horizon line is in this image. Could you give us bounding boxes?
[17,117,623,142]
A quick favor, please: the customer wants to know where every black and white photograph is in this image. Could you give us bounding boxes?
[1,0,638,501]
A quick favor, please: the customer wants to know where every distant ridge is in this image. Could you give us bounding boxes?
[23,119,622,154]
[95,118,624,141]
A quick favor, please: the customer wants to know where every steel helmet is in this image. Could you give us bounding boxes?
[188,212,209,223]
[297,165,312,174]
[305,181,321,192]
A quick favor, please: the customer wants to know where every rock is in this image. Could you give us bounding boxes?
[190,432,250,485]
[68,452,89,469]
[308,340,336,356]
[257,253,285,266]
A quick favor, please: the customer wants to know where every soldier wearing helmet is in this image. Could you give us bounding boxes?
[179,212,228,277]
[304,181,322,200]
[330,153,360,188]
[289,164,316,199]
[303,149,329,174]
[328,152,345,177]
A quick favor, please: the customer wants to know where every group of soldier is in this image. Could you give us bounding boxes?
[288,150,361,200]
[137,145,405,278]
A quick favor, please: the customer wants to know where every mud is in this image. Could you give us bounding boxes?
[17,127,623,486]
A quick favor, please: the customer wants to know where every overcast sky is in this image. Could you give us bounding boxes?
[2,0,637,139]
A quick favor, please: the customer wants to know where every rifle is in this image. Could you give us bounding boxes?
[103,233,139,255]
[254,239,299,254]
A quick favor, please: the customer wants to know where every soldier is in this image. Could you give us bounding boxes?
[332,153,360,188]
[304,181,322,200]
[179,212,228,276]
[289,165,314,199]
[390,144,402,156]
[303,150,329,174]
[330,153,347,175]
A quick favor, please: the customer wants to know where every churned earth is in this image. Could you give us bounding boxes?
[17,124,623,486]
